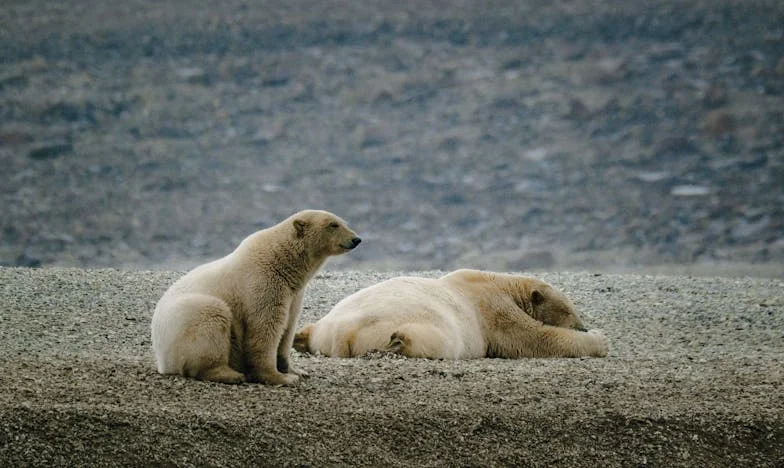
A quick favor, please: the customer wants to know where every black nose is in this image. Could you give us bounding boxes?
[351,237,362,247]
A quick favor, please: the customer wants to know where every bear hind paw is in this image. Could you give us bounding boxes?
[386,331,411,355]
[198,365,246,385]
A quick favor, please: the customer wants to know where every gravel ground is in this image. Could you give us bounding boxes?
[1,266,782,466]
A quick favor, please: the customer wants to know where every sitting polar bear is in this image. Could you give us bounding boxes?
[294,269,608,359]
[151,209,361,385]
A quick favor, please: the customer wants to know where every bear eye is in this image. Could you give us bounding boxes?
[329,222,340,229]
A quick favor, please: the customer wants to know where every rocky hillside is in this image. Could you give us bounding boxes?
[1,0,782,273]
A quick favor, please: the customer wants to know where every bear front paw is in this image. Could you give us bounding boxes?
[274,372,301,386]
[287,365,309,378]
[586,329,609,357]
[251,370,301,386]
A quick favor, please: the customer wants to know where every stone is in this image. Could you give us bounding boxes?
[15,253,41,268]
[671,185,711,197]
[176,67,211,85]
[507,250,556,271]
[702,110,736,138]
[700,84,729,109]
[28,141,73,160]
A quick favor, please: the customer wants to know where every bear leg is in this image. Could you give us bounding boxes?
[154,294,239,380]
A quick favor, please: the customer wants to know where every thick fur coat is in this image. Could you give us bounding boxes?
[294,269,608,359]
[151,210,361,385]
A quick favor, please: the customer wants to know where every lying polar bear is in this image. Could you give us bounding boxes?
[294,269,608,359]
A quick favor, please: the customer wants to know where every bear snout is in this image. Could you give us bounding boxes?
[339,237,362,250]
[336,236,362,252]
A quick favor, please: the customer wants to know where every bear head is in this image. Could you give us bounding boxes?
[291,210,361,257]
[523,279,586,331]
[445,270,587,331]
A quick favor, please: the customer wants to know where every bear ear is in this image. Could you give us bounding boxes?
[293,219,308,238]
[531,289,546,306]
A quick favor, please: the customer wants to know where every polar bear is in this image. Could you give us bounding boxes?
[294,269,608,359]
[151,210,361,385]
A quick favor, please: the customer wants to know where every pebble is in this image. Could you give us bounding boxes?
[671,185,711,197]
[27,141,73,160]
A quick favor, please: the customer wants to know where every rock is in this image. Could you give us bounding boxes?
[700,84,729,109]
[261,183,282,193]
[647,43,685,62]
[260,68,291,87]
[441,193,466,205]
[635,171,671,183]
[0,73,28,89]
[523,148,548,162]
[592,57,629,84]
[671,185,711,197]
[175,67,211,85]
[28,141,73,160]
[217,58,256,84]
[288,81,315,102]
[737,154,768,170]
[15,253,41,268]
[653,136,700,158]
[552,41,587,61]
[251,120,286,145]
[342,73,407,105]
[156,126,191,139]
[0,130,34,145]
[731,216,770,240]
[437,136,461,152]
[490,96,525,112]
[565,97,590,119]
[701,110,736,138]
[39,100,97,124]
[507,250,556,271]
[18,56,49,74]
[501,58,524,71]
[353,124,389,149]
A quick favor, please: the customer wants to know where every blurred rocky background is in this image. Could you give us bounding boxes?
[1,0,782,275]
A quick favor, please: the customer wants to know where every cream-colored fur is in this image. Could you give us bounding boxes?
[294,269,608,359]
[151,210,361,385]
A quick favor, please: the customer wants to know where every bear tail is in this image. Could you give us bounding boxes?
[293,324,314,353]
